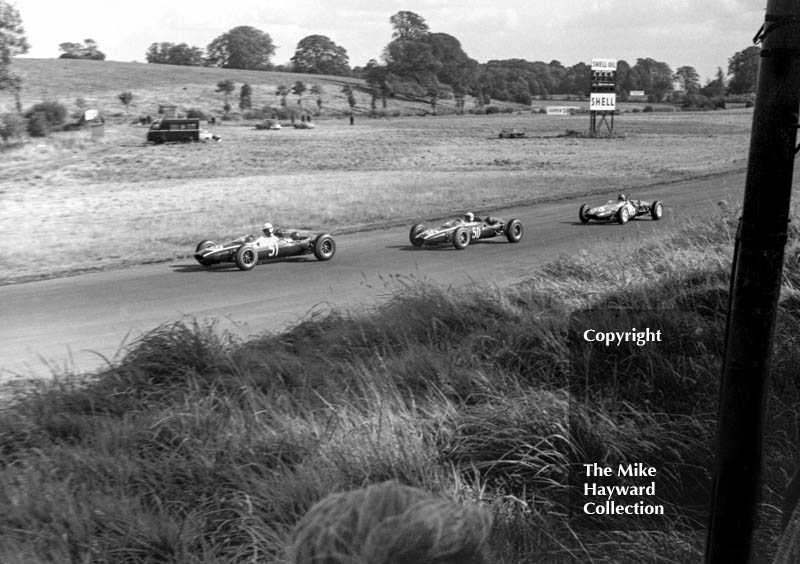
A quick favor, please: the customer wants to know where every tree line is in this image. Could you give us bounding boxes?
[0,2,763,131]
[136,11,759,108]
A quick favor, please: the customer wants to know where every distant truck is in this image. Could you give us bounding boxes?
[146,118,201,144]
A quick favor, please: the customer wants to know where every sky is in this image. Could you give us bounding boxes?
[13,0,765,82]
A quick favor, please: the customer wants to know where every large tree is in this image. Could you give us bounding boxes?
[382,12,443,98]
[206,26,275,70]
[146,42,204,66]
[728,45,760,95]
[291,35,350,76]
[701,67,727,98]
[426,32,478,101]
[0,0,29,105]
[58,38,105,60]
[674,66,701,94]
[384,39,441,97]
[390,10,429,40]
[631,58,673,102]
[0,1,28,68]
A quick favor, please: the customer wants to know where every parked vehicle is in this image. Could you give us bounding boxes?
[147,118,203,144]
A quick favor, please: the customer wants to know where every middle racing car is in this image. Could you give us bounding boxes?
[578,194,664,225]
[409,212,523,250]
[194,223,336,271]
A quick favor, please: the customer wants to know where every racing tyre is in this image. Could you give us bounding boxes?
[617,206,631,225]
[313,234,336,261]
[194,239,216,266]
[409,223,426,247]
[579,204,590,224]
[505,218,523,243]
[235,245,259,271]
[650,200,664,220]
[195,239,215,253]
[453,227,470,250]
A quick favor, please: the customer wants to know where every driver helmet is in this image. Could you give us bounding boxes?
[617,193,627,201]
[262,222,274,237]
[464,212,475,222]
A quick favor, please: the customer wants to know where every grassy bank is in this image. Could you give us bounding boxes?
[3,205,800,563]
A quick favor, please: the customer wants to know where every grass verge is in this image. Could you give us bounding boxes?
[2,205,800,563]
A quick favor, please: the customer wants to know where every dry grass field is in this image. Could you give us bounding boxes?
[0,107,752,284]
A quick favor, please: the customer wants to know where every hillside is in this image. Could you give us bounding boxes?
[1,58,519,120]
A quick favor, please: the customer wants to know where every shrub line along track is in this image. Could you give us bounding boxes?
[0,170,748,382]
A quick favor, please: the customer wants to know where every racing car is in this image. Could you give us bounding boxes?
[578,194,664,225]
[409,213,523,250]
[194,223,336,271]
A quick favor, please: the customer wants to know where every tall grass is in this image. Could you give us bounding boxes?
[2,206,799,563]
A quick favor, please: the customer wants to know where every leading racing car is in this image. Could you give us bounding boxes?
[579,194,664,225]
[194,223,336,271]
[409,213,523,250]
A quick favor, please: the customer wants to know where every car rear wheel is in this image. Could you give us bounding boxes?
[195,239,216,266]
[579,204,590,224]
[235,246,259,271]
[453,227,470,250]
[650,200,664,220]
[505,218,523,242]
[313,234,336,261]
[618,206,630,225]
[409,223,426,247]
[195,239,215,253]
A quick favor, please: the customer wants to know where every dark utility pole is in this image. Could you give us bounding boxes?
[706,1,800,562]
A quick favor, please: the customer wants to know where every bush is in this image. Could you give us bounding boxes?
[185,108,207,120]
[0,113,27,142]
[242,107,270,120]
[24,101,68,133]
[27,112,51,137]
[643,105,654,113]
[269,106,294,120]
[485,105,501,115]
[682,93,714,111]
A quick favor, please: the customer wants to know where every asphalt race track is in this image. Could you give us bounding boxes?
[1,171,747,381]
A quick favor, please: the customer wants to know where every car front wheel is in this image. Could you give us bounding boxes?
[579,204,590,224]
[313,234,336,261]
[409,223,426,247]
[235,246,259,271]
[650,200,664,220]
[453,227,470,250]
[505,219,523,242]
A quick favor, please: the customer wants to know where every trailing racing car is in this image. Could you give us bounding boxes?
[194,223,336,271]
[579,194,664,225]
[409,213,523,250]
